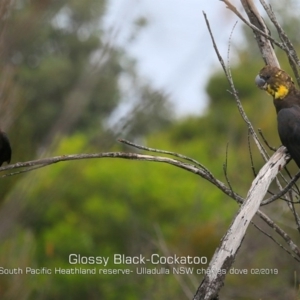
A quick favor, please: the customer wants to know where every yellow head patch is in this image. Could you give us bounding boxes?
[266,83,289,99]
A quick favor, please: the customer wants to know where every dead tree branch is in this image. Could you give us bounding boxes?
[221,0,279,66]
[9,140,300,260]
[2,140,299,262]
[240,0,279,66]
[258,0,300,85]
[193,146,299,300]
[0,149,243,204]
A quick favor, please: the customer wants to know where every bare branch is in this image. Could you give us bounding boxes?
[203,12,227,73]
[223,143,236,199]
[194,146,298,300]
[119,138,208,170]
[120,142,300,261]
[203,11,269,162]
[258,0,300,85]
[247,129,258,177]
[118,142,300,260]
[262,170,300,205]
[0,147,245,204]
[221,0,280,66]
[257,211,300,258]
[257,209,300,258]
[240,0,279,66]
[289,190,300,234]
[251,221,300,263]
[258,129,277,152]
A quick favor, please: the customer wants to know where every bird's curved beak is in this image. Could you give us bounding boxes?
[255,74,266,89]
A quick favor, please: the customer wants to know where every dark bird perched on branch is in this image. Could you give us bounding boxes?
[255,65,300,167]
[0,130,11,167]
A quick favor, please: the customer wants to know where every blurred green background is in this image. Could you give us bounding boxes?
[0,0,299,299]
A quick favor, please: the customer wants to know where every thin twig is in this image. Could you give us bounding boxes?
[203,11,227,72]
[289,191,300,232]
[223,143,235,197]
[280,166,300,199]
[0,163,52,178]
[251,221,300,263]
[227,21,238,68]
[262,170,300,205]
[203,11,269,163]
[258,129,277,152]
[247,129,257,177]
[257,211,300,258]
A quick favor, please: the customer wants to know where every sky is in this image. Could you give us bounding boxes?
[103,0,245,117]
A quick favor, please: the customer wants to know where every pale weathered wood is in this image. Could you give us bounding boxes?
[193,146,288,300]
[240,0,279,67]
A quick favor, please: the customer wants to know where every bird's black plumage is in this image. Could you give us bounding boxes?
[0,131,11,167]
[277,106,300,167]
[255,65,300,168]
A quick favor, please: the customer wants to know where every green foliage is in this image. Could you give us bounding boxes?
[10,11,118,145]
